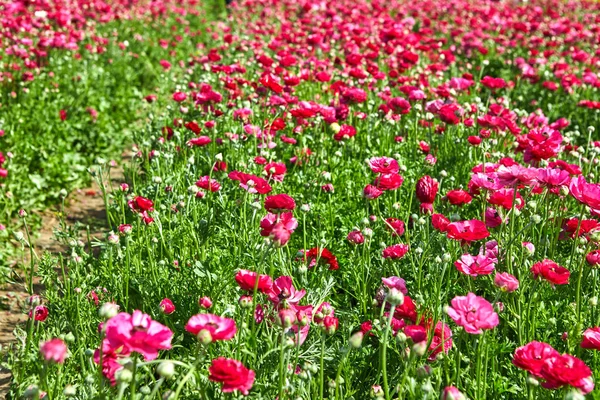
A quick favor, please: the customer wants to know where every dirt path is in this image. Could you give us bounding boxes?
[0,160,126,398]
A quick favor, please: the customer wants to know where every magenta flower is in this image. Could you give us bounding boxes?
[446,293,499,334]
[267,276,306,308]
[454,254,496,277]
[104,310,173,361]
[40,338,68,364]
[494,272,519,292]
[185,314,237,342]
[381,276,408,295]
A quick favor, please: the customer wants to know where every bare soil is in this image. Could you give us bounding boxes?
[0,162,126,398]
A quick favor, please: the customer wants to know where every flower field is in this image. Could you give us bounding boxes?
[3,0,600,398]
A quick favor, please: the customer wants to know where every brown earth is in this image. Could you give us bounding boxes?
[0,161,126,399]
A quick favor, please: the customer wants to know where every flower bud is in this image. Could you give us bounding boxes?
[349,332,364,349]
[99,302,119,319]
[157,361,176,379]
[197,329,213,345]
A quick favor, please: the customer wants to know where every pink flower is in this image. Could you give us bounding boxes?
[581,327,600,350]
[570,175,600,211]
[199,296,213,309]
[442,386,466,400]
[454,254,496,277]
[368,157,399,174]
[513,341,559,377]
[40,338,68,364]
[381,276,408,295]
[346,230,365,244]
[446,293,499,334]
[104,311,173,361]
[494,273,519,292]
[267,276,306,308]
[185,314,236,342]
[382,244,409,260]
[159,298,175,315]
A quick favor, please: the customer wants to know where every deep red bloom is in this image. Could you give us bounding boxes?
[432,214,451,232]
[304,247,339,270]
[446,220,490,243]
[446,190,473,206]
[208,357,255,395]
[416,176,438,213]
[384,218,405,236]
[264,194,296,213]
[382,244,409,260]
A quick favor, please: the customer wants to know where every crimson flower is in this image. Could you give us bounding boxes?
[208,357,255,395]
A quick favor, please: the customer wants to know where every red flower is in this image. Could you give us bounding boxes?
[488,189,524,210]
[374,173,404,190]
[446,190,472,206]
[416,176,438,213]
[481,76,507,90]
[186,136,212,147]
[384,218,405,236]
[512,341,560,378]
[540,354,594,394]
[235,270,273,294]
[264,194,296,213]
[208,357,255,395]
[446,220,490,243]
[228,171,272,195]
[432,214,451,232]
[530,259,570,285]
[333,125,357,141]
[363,184,383,199]
[304,247,339,270]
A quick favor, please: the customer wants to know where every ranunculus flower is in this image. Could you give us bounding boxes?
[381,276,408,294]
[159,298,175,315]
[581,327,600,351]
[569,176,600,211]
[382,244,409,260]
[415,175,438,213]
[454,254,496,277]
[235,270,273,293]
[104,311,173,361]
[530,259,570,285]
[346,230,364,244]
[185,314,237,342]
[446,293,499,334]
[512,341,559,377]
[264,194,296,213]
[40,338,68,364]
[446,220,490,243]
[494,272,519,292]
[208,357,255,395]
[368,157,399,174]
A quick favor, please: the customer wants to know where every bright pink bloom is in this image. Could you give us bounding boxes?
[494,273,519,292]
[347,230,365,244]
[446,293,499,334]
[381,276,408,295]
[581,327,600,350]
[40,338,68,364]
[570,176,600,211]
[368,157,399,174]
[268,276,306,308]
[185,314,236,341]
[104,311,172,361]
[454,254,495,277]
